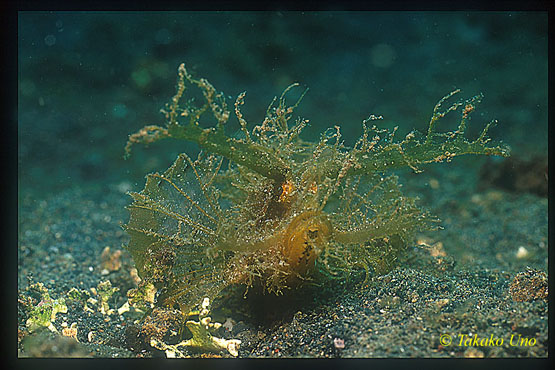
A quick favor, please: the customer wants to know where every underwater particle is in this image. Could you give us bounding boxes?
[155,28,173,45]
[515,246,529,259]
[132,68,151,89]
[470,193,483,204]
[428,178,439,189]
[370,43,396,68]
[485,190,503,202]
[44,34,56,46]
[116,181,133,194]
[112,103,128,119]
[509,268,548,302]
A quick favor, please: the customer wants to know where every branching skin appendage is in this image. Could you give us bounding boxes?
[123,64,509,353]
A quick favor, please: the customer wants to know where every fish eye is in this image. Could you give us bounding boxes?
[307,228,319,240]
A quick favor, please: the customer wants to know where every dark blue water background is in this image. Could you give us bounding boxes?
[18,11,547,198]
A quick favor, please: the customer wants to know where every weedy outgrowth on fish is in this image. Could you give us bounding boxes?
[123,63,508,348]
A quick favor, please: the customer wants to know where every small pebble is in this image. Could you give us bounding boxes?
[333,338,345,349]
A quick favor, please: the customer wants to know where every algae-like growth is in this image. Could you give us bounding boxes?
[124,63,508,319]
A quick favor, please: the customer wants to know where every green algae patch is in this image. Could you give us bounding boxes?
[67,287,94,313]
[123,63,509,319]
[96,280,119,315]
[127,281,156,309]
[24,283,68,333]
[149,297,241,357]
